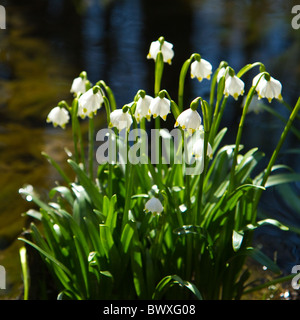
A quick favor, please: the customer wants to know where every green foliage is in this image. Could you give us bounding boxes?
[18,38,300,300]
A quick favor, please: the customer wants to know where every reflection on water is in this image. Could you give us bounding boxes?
[0,0,300,298]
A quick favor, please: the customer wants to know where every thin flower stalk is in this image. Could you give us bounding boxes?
[195,98,211,225]
[88,116,95,179]
[228,76,264,192]
[252,96,300,215]
[178,54,199,110]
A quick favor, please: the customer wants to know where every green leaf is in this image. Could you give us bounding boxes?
[73,235,90,298]
[68,159,102,210]
[242,218,289,232]
[212,127,227,153]
[152,275,203,300]
[42,152,71,184]
[104,195,118,230]
[232,230,244,252]
[18,237,73,278]
[241,247,281,274]
[120,222,135,254]
[49,186,74,205]
[130,226,146,299]
[265,173,300,188]
[99,224,120,266]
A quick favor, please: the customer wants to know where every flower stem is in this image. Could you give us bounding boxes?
[253,96,300,215]
[196,98,211,225]
[97,80,117,111]
[71,98,80,163]
[228,73,266,193]
[228,86,256,193]
[178,58,192,111]
[154,52,164,97]
[209,96,228,145]
[196,130,209,225]
[122,130,133,229]
[88,117,95,179]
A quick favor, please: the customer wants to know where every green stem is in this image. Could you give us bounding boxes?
[71,98,79,163]
[19,246,29,300]
[196,130,209,225]
[209,96,228,145]
[178,58,192,111]
[97,80,117,111]
[253,96,300,214]
[195,98,211,225]
[209,67,219,108]
[122,130,132,228]
[88,117,94,179]
[154,52,164,96]
[185,173,191,214]
[103,96,113,197]
[228,72,266,193]
[208,71,226,145]
[236,62,263,78]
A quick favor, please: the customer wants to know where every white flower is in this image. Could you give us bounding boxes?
[185,132,213,174]
[147,38,174,65]
[192,135,213,160]
[145,197,163,215]
[149,96,171,120]
[217,67,229,83]
[70,76,86,95]
[174,108,202,135]
[109,109,133,131]
[46,106,70,129]
[134,95,153,122]
[224,75,245,100]
[252,72,282,103]
[190,58,212,82]
[78,88,104,119]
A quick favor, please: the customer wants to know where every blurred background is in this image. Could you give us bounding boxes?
[0,0,300,299]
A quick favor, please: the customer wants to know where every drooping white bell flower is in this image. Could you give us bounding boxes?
[134,95,153,122]
[224,75,245,100]
[148,96,171,121]
[252,72,282,103]
[192,134,213,160]
[78,87,104,119]
[70,76,87,95]
[144,197,163,215]
[190,58,212,82]
[185,131,213,174]
[46,106,70,129]
[147,37,174,65]
[109,108,133,132]
[175,108,202,135]
[217,67,229,83]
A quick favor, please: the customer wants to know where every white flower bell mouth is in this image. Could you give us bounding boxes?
[148,95,171,120]
[144,197,164,215]
[224,71,245,100]
[217,67,229,82]
[147,37,174,65]
[252,72,282,103]
[134,94,153,123]
[70,75,87,96]
[46,106,70,129]
[109,107,133,132]
[190,58,212,82]
[175,107,202,135]
[78,87,104,119]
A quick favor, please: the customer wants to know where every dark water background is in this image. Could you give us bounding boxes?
[0,0,300,299]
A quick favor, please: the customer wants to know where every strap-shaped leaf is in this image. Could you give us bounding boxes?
[152,274,203,300]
